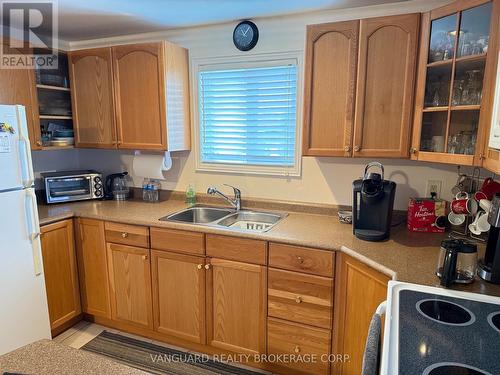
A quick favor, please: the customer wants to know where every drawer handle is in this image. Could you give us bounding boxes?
[294,346,301,353]
[295,296,302,304]
[205,264,211,270]
[121,232,128,238]
[296,256,304,264]
[197,264,203,270]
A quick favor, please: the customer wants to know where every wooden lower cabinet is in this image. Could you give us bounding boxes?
[75,218,111,318]
[151,250,206,344]
[268,317,331,375]
[332,253,390,375]
[40,219,81,335]
[268,268,333,329]
[206,258,267,355]
[107,243,153,329]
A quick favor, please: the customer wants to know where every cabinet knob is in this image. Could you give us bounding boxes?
[204,264,211,270]
[295,296,302,304]
[36,140,42,147]
[197,264,203,270]
[121,232,128,238]
[294,346,301,353]
[410,147,417,154]
[142,254,148,260]
[344,145,351,152]
[353,145,361,152]
[296,256,304,264]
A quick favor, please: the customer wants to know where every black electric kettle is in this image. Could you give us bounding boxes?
[104,172,129,200]
[437,239,478,287]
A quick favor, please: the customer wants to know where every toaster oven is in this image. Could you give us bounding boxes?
[41,170,103,204]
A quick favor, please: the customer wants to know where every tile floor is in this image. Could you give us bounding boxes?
[54,321,273,374]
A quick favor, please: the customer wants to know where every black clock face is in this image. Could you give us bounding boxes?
[233,21,259,51]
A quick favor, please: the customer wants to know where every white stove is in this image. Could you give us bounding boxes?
[381,281,500,374]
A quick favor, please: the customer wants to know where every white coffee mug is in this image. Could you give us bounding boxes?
[448,211,466,226]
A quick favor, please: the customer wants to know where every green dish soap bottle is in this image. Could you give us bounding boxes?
[186,184,196,206]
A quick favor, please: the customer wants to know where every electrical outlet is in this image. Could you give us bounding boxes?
[426,179,442,198]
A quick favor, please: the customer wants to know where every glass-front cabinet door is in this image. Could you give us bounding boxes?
[411,0,497,165]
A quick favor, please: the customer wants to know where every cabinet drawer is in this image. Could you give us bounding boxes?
[269,243,334,277]
[206,234,267,265]
[268,317,331,375]
[268,268,333,329]
[105,222,149,248]
[150,227,205,255]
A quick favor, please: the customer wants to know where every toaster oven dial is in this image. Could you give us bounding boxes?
[94,176,102,183]
[95,189,103,197]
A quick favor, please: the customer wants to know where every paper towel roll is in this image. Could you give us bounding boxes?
[132,152,172,180]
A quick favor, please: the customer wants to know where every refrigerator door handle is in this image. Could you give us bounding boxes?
[25,190,42,275]
[19,137,34,188]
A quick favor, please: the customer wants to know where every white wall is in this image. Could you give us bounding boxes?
[33,0,487,211]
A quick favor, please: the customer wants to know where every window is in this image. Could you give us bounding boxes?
[195,55,301,176]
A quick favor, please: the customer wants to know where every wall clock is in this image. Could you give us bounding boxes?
[233,20,259,51]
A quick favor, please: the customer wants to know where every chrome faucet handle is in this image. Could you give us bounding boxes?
[207,186,217,195]
[223,184,241,198]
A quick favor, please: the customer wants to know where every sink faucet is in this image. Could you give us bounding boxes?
[207,184,241,211]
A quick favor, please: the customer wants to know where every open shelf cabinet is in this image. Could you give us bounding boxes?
[33,49,74,150]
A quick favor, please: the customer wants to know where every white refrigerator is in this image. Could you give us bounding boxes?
[0,104,51,355]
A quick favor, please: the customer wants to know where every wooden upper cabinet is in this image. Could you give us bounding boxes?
[112,42,190,151]
[353,14,419,158]
[112,43,165,150]
[40,219,81,334]
[481,0,500,172]
[75,218,111,318]
[411,0,499,168]
[69,48,117,148]
[332,253,389,375]
[206,258,267,355]
[68,41,190,151]
[107,243,154,329]
[0,42,41,150]
[303,21,359,157]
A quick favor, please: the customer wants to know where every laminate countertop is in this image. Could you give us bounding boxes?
[38,199,500,298]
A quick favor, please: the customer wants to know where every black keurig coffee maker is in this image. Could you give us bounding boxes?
[352,162,396,242]
[478,193,500,284]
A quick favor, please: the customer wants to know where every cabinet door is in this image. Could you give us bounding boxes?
[151,250,206,344]
[107,242,153,329]
[207,258,266,355]
[332,253,389,375]
[303,21,359,157]
[40,219,81,332]
[353,14,419,158]
[112,43,166,150]
[0,42,41,149]
[69,48,117,148]
[75,218,111,318]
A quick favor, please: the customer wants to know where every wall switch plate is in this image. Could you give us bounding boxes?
[426,179,442,198]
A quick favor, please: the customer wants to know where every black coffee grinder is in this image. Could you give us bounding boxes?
[352,162,396,242]
[478,193,500,284]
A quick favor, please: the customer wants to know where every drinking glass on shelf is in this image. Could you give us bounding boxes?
[471,69,483,105]
[452,80,464,106]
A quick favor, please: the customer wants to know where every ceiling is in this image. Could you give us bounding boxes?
[51,0,409,41]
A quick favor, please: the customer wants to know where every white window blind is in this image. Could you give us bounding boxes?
[199,64,297,167]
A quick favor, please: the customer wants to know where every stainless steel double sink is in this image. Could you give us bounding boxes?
[159,205,286,233]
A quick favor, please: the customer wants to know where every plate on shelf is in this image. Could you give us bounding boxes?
[50,137,74,146]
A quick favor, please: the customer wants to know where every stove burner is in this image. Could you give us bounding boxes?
[487,312,500,333]
[416,299,475,326]
[423,362,492,375]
